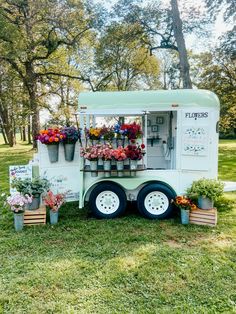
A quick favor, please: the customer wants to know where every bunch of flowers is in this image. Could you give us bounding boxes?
[80,145,101,161]
[121,122,142,140]
[111,146,127,161]
[37,128,63,145]
[100,126,115,141]
[86,128,102,140]
[125,144,145,160]
[100,144,113,160]
[44,190,65,212]
[172,196,197,211]
[61,126,80,144]
[113,123,126,139]
[7,193,32,213]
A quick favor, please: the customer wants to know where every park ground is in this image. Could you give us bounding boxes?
[0,137,235,313]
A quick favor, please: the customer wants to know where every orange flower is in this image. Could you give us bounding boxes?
[55,138,59,142]
[49,137,53,142]
[60,135,64,139]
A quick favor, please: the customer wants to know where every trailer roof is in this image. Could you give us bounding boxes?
[78,89,219,114]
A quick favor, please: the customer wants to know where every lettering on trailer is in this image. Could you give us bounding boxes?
[185,112,208,119]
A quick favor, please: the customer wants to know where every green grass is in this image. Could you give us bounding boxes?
[0,137,236,313]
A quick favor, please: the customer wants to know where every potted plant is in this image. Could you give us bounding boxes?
[100,126,115,144]
[61,126,80,161]
[172,195,197,225]
[37,128,63,163]
[7,193,32,231]
[44,190,65,225]
[120,122,142,141]
[187,178,224,209]
[111,146,127,177]
[80,145,100,177]
[85,127,102,145]
[101,144,113,177]
[12,177,50,210]
[125,143,145,172]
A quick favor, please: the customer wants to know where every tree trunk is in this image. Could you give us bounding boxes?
[22,126,26,141]
[25,63,39,148]
[27,115,32,145]
[0,122,8,144]
[170,0,192,89]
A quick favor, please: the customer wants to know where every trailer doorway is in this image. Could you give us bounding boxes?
[146,111,177,170]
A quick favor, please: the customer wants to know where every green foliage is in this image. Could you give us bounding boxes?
[187,178,224,201]
[12,177,50,196]
[215,195,235,212]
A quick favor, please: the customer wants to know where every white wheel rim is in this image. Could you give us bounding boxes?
[95,190,120,214]
[144,191,169,215]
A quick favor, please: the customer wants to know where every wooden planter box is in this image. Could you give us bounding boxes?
[189,208,217,227]
[24,206,46,226]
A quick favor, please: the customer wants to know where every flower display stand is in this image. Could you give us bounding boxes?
[24,205,46,226]
[189,208,217,227]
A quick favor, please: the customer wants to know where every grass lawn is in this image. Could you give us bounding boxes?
[0,137,236,313]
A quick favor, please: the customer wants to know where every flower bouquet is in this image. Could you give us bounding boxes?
[80,145,101,177]
[7,193,33,231]
[111,146,127,177]
[100,144,113,177]
[37,128,64,163]
[121,122,142,141]
[86,127,102,144]
[61,126,80,161]
[172,195,197,225]
[100,126,115,143]
[125,143,145,174]
[44,190,66,224]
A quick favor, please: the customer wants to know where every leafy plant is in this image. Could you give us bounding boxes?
[12,177,50,196]
[186,178,224,201]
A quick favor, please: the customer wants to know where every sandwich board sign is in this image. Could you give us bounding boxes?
[9,165,32,194]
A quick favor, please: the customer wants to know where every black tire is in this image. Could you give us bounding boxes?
[137,183,175,219]
[89,183,127,219]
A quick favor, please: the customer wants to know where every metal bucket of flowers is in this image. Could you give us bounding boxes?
[37,128,64,163]
[61,126,80,162]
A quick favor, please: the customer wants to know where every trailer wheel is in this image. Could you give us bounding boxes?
[137,183,175,219]
[89,183,127,219]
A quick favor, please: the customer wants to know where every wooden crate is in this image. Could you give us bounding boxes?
[189,208,217,227]
[24,206,46,226]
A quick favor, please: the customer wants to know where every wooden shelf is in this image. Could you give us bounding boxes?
[81,164,146,172]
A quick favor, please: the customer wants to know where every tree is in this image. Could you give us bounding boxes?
[94,23,160,91]
[191,50,236,135]
[0,0,92,147]
[110,0,209,89]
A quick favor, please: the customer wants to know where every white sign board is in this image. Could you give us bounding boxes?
[9,165,32,194]
[40,168,80,202]
[182,126,208,156]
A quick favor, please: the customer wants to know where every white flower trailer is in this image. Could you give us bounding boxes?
[78,90,220,219]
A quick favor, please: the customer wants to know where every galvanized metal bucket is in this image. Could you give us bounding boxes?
[14,213,24,231]
[50,210,59,225]
[64,143,75,162]
[47,144,59,163]
[180,208,189,225]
